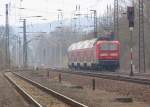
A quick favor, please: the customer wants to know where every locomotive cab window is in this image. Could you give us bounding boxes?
[100,43,118,50]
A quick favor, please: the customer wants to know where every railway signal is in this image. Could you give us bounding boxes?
[127,6,135,27]
[127,6,135,76]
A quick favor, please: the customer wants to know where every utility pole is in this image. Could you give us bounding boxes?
[57,9,63,66]
[18,36,21,68]
[23,19,27,68]
[114,0,119,39]
[94,10,97,38]
[91,10,97,38]
[107,4,109,28]
[5,4,10,69]
[139,0,146,73]
[105,4,112,31]
[75,4,81,40]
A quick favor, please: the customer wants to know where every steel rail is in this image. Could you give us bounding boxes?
[12,72,88,107]
[4,73,42,107]
[47,68,150,85]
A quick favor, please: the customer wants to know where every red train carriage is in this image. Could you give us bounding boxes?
[68,38,120,71]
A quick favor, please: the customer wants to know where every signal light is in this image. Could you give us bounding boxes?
[127,6,134,27]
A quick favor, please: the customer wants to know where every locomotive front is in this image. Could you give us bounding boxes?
[95,40,120,71]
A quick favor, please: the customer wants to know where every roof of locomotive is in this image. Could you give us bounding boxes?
[68,39,120,52]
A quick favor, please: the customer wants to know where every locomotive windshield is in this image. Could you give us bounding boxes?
[100,43,118,51]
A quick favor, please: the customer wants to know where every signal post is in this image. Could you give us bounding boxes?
[127,6,135,76]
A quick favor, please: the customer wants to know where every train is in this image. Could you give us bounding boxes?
[67,37,120,71]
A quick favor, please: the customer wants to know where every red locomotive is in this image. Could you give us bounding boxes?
[67,38,120,71]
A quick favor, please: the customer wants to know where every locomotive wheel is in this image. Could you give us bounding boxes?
[77,63,80,70]
[68,65,71,69]
[94,64,98,70]
[98,66,102,71]
[110,69,116,72]
[91,64,94,70]
[109,66,116,72]
[83,63,87,70]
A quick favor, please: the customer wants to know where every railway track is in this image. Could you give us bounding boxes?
[46,68,150,85]
[4,72,88,107]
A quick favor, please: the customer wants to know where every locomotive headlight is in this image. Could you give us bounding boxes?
[110,53,118,56]
[100,53,108,56]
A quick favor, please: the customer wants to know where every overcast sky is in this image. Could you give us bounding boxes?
[0,0,114,25]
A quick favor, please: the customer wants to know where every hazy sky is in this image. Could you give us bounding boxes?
[0,0,114,25]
